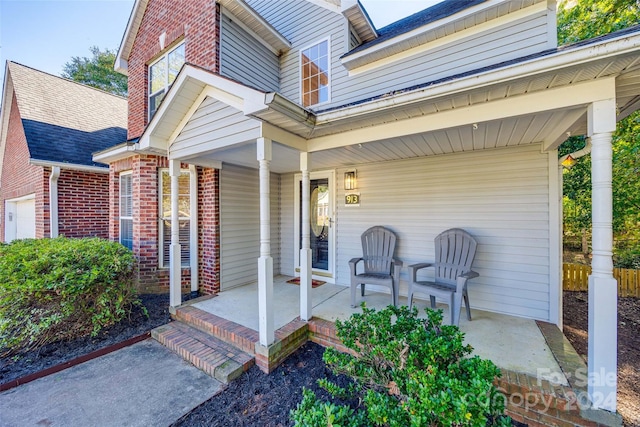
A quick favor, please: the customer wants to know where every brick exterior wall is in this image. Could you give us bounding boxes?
[108,156,221,294]
[0,94,46,242]
[1,93,110,242]
[126,0,220,139]
[198,167,220,295]
[56,169,110,238]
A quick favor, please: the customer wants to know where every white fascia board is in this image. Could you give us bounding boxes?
[29,159,110,174]
[309,77,616,152]
[114,0,147,76]
[140,65,269,151]
[320,32,640,125]
[0,64,14,189]
[342,0,507,70]
[92,142,140,164]
[305,0,340,14]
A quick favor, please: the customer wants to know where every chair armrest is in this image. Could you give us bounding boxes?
[349,257,363,267]
[408,263,433,282]
[460,270,479,280]
[392,259,403,268]
[349,257,363,275]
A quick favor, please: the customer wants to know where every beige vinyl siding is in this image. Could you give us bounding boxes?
[220,13,280,92]
[171,98,261,159]
[249,0,346,107]
[329,13,550,107]
[277,144,552,320]
[220,164,281,290]
[248,0,550,111]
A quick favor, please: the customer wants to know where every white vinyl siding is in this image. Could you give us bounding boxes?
[248,0,550,111]
[171,98,262,160]
[220,164,281,290]
[220,14,280,92]
[119,173,133,250]
[277,144,552,321]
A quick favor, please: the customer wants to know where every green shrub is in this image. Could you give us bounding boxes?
[0,237,140,356]
[613,247,640,269]
[291,305,510,427]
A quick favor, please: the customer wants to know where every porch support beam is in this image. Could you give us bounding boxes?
[587,99,617,412]
[169,159,182,308]
[300,152,312,321]
[257,138,275,346]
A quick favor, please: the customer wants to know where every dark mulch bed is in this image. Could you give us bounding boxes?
[0,294,171,385]
[563,291,640,427]
[172,342,358,427]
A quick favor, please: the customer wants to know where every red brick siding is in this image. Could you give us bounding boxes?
[56,169,110,238]
[109,154,202,293]
[126,0,220,139]
[1,93,110,242]
[0,93,46,241]
[198,167,220,295]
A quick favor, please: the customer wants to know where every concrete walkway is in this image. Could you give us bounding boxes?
[0,339,223,427]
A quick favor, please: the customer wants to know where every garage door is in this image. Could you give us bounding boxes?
[15,198,36,239]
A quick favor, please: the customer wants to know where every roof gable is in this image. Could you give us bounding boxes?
[2,62,127,168]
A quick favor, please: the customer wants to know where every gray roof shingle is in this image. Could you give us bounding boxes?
[346,0,487,57]
[7,61,127,168]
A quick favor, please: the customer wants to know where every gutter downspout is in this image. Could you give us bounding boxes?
[49,166,60,238]
[559,138,592,168]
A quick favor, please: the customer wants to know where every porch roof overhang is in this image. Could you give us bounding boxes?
[143,27,640,173]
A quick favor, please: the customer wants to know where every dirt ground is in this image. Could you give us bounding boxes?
[0,294,171,385]
[563,291,640,427]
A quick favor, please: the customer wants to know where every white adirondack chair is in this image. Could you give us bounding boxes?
[349,226,402,307]
[408,228,479,326]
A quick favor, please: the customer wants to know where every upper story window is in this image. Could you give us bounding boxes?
[149,43,185,119]
[300,39,330,107]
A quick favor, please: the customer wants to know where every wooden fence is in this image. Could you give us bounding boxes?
[563,263,640,297]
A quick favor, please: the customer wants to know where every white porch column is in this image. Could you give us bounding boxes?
[587,99,617,412]
[169,159,182,308]
[257,138,274,346]
[300,153,312,321]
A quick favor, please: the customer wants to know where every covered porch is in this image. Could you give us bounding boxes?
[140,28,640,416]
[190,275,569,384]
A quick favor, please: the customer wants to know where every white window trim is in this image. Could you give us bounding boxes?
[119,171,133,250]
[299,36,332,108]
[148,42,185,120]
[158,167,195,268]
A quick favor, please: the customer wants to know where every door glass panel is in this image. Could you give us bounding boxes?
[300,178,329,270]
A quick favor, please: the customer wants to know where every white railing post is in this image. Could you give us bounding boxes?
[587,99,617,412]
[257,138,274,346]
[300,152,312,321]
[169,159,182,308]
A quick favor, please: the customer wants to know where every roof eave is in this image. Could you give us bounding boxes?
[92,141,140,164]
[322,30,640,125]
[114,0,148,76]
[29,159,110,174]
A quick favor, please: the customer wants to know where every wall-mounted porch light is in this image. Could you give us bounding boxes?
[560,154,577,169]
[344,170,357,190]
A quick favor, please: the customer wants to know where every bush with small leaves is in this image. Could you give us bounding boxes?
[0,237,141,356]
[291,304,511,427]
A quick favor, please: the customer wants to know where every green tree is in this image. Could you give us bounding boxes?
[558,0,640,261]
[62,46,128,97]
[557,0,640,45]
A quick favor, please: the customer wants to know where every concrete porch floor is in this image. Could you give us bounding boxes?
[192,276,567,385]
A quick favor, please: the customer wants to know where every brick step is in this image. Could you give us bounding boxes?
[151,321,254,384]
[173,305,259,355]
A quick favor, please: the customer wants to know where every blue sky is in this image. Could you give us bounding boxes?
[0,0,438,89]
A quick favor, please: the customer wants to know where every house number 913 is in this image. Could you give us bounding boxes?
[345,193,360,206]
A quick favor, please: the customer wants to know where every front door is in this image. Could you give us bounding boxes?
[295,171,334,280]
